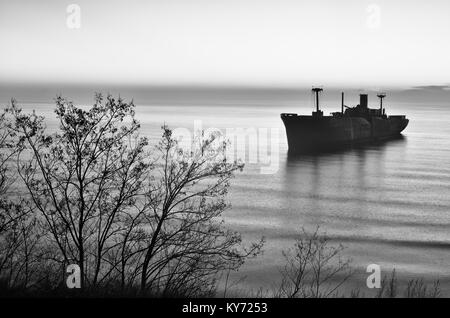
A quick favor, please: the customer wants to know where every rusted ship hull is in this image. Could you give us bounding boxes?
[281,114,409,153]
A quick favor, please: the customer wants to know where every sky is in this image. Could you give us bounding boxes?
[1,0,450,88]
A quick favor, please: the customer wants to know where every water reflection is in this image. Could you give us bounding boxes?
[281,136,407,231]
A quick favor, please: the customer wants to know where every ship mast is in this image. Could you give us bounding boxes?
[377,93,386,115]
[312,87,323,113]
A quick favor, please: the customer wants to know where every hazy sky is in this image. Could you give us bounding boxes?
[1,0,450,88]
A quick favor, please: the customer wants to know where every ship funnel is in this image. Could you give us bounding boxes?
[359,94,368,108]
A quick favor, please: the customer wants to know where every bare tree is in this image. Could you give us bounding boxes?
[5,96,262,296]
[277,228,352,298]
[0,109,18,234]
[138,127,263,296]
[9,95,151,290]
[0,108,43,291]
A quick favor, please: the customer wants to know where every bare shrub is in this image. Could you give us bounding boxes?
[277,228,353,298]
[376,270,440,298]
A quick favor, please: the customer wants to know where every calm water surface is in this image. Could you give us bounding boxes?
[13,97,450,296]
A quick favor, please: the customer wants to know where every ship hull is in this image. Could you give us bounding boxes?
[281,114,409,153]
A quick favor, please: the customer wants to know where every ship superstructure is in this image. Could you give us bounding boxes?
[281,88,409,153]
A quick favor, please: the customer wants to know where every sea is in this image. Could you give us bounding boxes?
[2,85,450,296]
